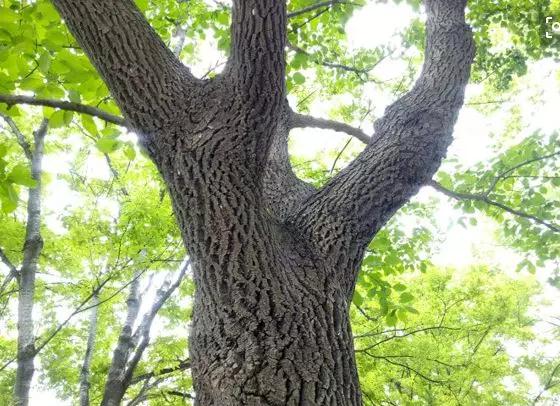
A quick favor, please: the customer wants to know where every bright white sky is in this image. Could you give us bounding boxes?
[6,1,559,404]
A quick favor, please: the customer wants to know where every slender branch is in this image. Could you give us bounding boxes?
[330,138,353,174]
[533,361,560,404]
[101,272,143,406]
[33,275,113,355]
[485,151,560,196]
[0,247,19,295]
[0,94,126,127]
[362,351,448,385]
[429,180,560,233]
[288,0,348,18]
[130,359,191,385]
[0,113,33,160]
[289,111,371,144]
[287,42,388,80]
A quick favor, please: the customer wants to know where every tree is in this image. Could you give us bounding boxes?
[0,0,558,405]
[41,1,475,404]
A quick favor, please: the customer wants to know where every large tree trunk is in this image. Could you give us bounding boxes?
[51,0,474,404]
[163,164,361,404]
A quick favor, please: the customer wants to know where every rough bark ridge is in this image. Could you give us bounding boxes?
[51,0,474,404]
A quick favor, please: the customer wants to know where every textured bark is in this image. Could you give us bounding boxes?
[289,0,475,295]
[14,120,48,406]
[52,0,474,404]
[79,292,99,406]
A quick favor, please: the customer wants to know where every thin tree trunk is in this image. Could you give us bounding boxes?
[101,274,142,406]
[79,292,99,406]
[101,263,189,405]
[14,120,48,406]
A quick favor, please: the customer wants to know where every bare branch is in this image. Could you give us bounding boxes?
[0,247,19,286]
[130,359,191,385]
[288,0,353,19]
[0,94,126,127]
[485,151,560,196]
[429,180,560,233]
[0,113,33,160]
[289,111,371,144]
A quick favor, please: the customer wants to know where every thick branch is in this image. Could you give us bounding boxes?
[51,0,196,138]
[228,0,286,99]
[288,110,558,233]
[429,180,560,233]
[0,94,126,127]
[289,0,474,291]
[263,110,316,220]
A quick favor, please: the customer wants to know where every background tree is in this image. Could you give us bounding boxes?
[0,0,558,405]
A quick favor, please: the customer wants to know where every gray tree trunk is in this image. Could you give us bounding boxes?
[14,121,48,406]
[51,0,474,404]
[79,292,99,406]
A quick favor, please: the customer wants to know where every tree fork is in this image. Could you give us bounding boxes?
[51,0,474,404]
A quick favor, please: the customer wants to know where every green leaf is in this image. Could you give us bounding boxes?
[124,143,136,161]
[399,292,414,303]
[293,72,306,85]
[68,90,81,103]
[385,310,398,327]
[7,164,37,188]
[96,136,121,154]
[352,291,364,307]
[0,182,18,213]
[49,110,73,128]
[38,52,51,74]
[393,283,407,292]
[81,115,97,136]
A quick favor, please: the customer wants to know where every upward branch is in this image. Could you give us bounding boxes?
[51,0,197,142]
[290,0,475,287]
[228,0,286,91]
